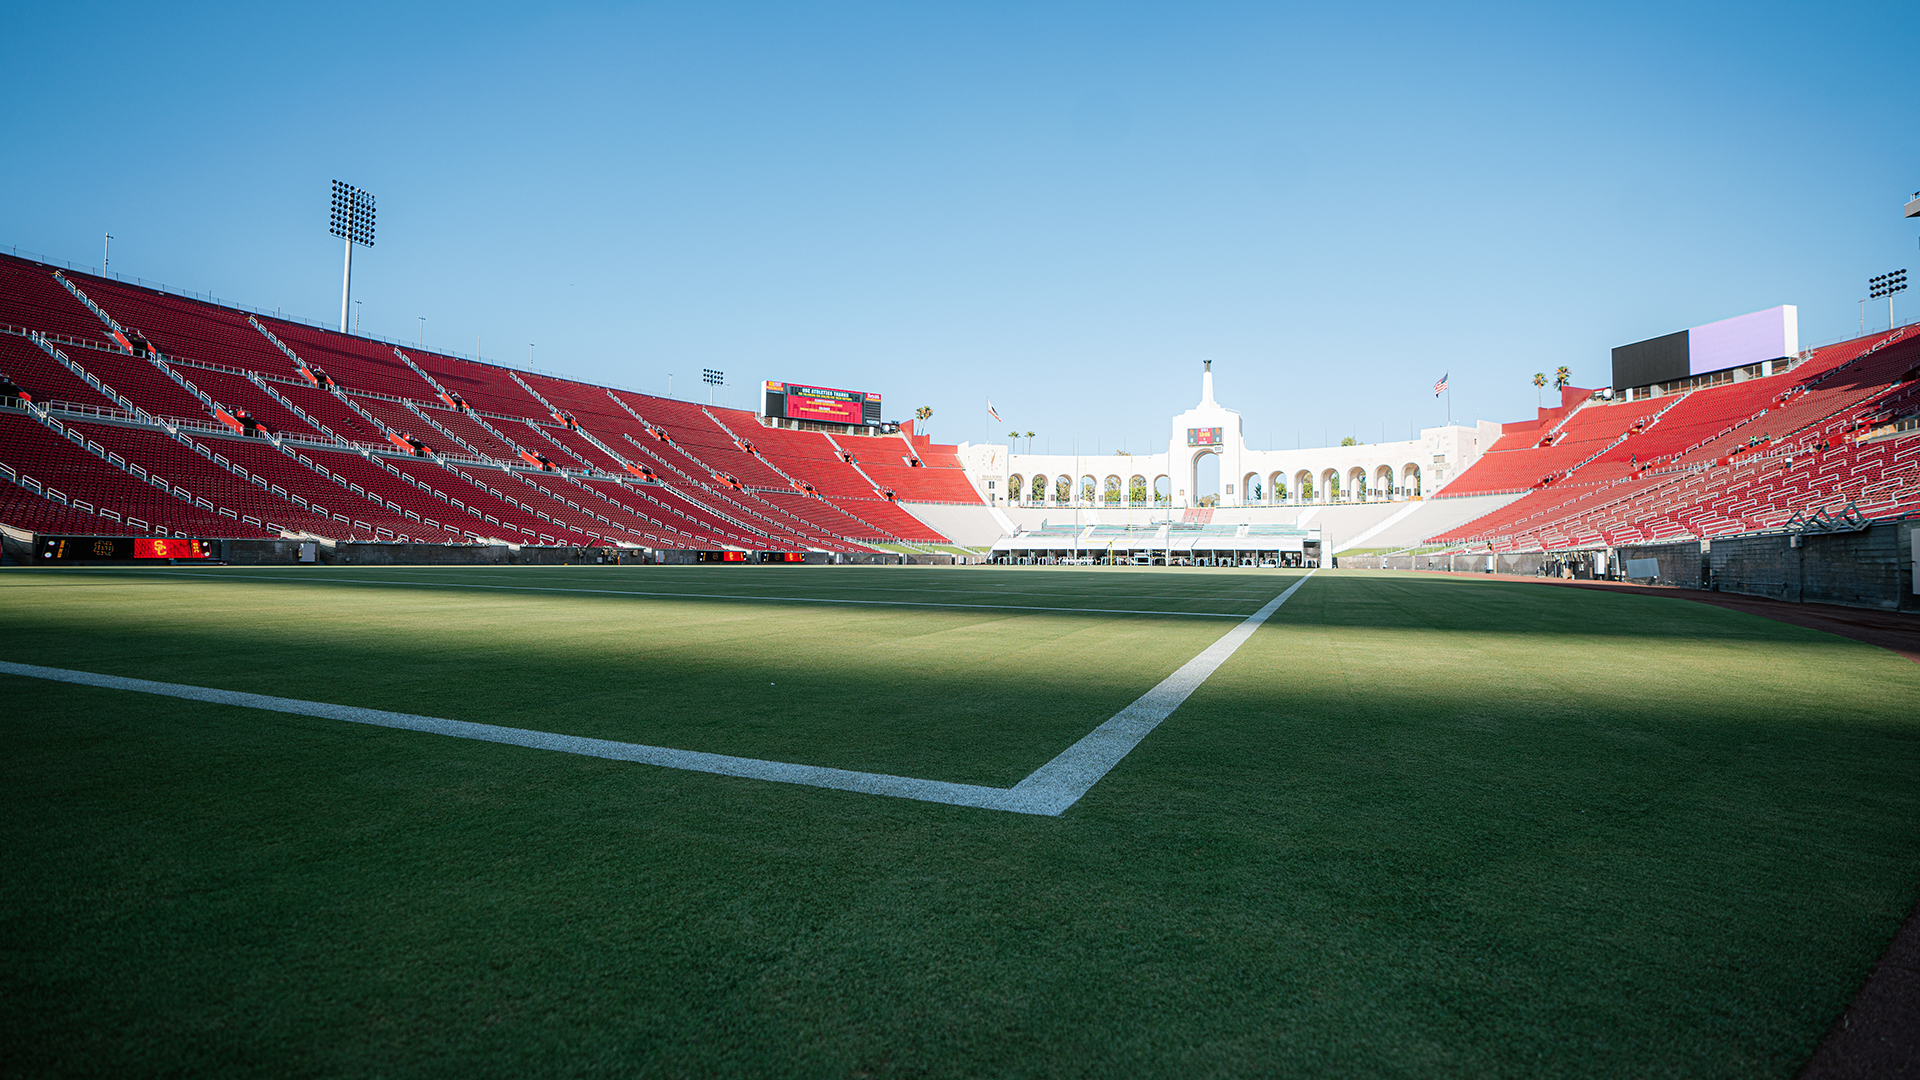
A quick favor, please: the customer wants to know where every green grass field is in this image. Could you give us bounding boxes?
[3,565,1918,1077]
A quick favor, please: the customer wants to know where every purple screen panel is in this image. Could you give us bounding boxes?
[1689,306,1796,375]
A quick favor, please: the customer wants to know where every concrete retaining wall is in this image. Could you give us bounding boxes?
[216,540,626,566]
[1340,518,1919,613]
[1617,542,1706,589]
[1708,521,1918,611]
[1340,551,1510,573]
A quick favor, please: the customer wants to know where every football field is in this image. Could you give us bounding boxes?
[3,564,1918,1077]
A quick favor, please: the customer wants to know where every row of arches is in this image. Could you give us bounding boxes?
[1007,473,1173,506]
[1003,464,1422,507]
[1239,463,1422,505]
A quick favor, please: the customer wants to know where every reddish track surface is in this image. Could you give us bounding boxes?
[1531,578,1920,666]
[1438,572,1919,1077]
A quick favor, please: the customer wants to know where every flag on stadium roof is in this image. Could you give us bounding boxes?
[1433,373,1449,396]
[987,400,1001,422]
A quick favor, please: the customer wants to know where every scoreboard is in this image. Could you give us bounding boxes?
[763,381,882,426]
[36,536,211,560]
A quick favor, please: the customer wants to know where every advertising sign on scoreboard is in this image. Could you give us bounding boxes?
[36,536,211,561]
[763,381,883,426]
[1186,427,1224,447]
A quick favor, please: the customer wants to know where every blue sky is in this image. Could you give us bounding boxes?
[3,2,1915,453]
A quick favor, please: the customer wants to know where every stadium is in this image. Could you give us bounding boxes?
[5,257,1915,579]
[5,8,1920,1079]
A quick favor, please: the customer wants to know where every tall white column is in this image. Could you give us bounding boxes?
[339,236,353,332]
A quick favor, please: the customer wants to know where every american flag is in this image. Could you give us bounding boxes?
[1433,373,1449,396]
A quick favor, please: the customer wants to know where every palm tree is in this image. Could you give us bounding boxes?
[914,405,933,429]
[1553,366,1571,391]
[1025,430,1035,455]
[1532,372,1546,408]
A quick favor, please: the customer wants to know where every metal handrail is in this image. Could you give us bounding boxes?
[39,400,140,423]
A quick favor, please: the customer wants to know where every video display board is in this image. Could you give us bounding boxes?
[1689,306,1797,375]
[1187,427,1224,447]
[1611,306,1799,390]
[763,381,883,425]
[36,536,211,561]
[1611,330,1690,391]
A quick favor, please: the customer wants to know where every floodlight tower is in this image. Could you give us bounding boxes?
[1869,269,1906,331]
[329,180,376,333]
[703,368,724,405]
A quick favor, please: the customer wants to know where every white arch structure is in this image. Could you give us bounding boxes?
[963,362,1487,509]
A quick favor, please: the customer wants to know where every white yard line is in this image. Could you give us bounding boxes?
[0,571,1314,816]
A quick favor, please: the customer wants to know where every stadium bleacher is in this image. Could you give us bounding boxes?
[0,260,123,343]
[257,319,434,400]
[0,332,115,410]
[15,246,1907,559]
[0,409,291,538]
[1433,327,1920,551]
[167,361,333,442]
[0,251,980,548]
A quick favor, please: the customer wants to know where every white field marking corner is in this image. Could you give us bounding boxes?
[1,571,1316,816]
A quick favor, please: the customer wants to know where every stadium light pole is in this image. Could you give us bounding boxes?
[329,180,375,333]
[1869,270,1906,330]
[103,233,111,276]
[703,368,723,405]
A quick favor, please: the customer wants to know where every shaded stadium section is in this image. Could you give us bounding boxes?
[0,253,981,551]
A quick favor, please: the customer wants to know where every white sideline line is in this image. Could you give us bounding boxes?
[111,570,1256,619]
[0,571,1315,816]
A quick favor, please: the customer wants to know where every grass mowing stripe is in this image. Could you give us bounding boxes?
[1,567,1294,611]
[0,571,1315,816]
[111,569,1262,618]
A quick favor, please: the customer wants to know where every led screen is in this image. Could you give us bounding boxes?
[1187,427,1224,446]
[781,384,865,424]
[36,536,210,560]
[135,537,210,559]
[1611,330,1690,391]
[1611,306,1799,390]
[1689,306,1797,375]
